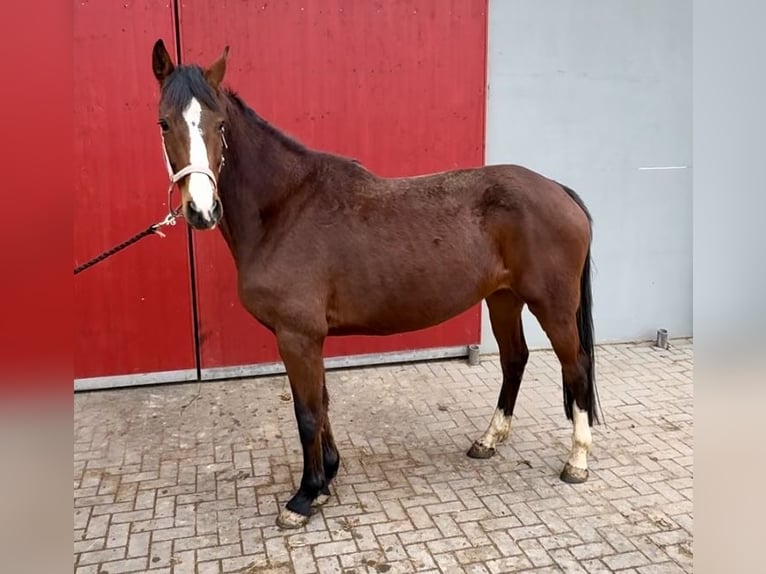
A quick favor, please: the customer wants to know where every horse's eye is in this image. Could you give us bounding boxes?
[218,121,225,133]
[158,119,169,132]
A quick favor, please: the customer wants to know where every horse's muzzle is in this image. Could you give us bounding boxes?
[185,198,223,230]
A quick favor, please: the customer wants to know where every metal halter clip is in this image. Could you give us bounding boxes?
[158,211,179,228]
[152,209,180,238]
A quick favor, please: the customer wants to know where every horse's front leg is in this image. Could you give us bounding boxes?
[275,329,328,529]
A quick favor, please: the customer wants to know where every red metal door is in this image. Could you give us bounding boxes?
[74,1,197,387]
[179,0,488,376]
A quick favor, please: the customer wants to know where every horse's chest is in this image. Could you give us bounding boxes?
[236,261,319,329]
[236,273,283,325]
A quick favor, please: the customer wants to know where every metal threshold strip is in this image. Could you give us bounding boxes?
[74,346,472,391]
[74,369,198,392]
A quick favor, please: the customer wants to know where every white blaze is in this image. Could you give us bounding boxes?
[183,98,215,218]
[568,405,592,470]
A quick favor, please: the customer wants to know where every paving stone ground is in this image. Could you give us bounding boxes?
[74,339,693,574]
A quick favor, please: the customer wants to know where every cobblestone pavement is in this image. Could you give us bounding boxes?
[74,340,693,574]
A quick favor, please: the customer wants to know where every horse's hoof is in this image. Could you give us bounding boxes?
[560,463,589,484]
[467,442,496,459]
[312,493,330,507]
[276,509,310,529]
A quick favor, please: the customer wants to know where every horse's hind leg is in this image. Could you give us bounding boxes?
[467,290,528,459]
[528,298,594,483]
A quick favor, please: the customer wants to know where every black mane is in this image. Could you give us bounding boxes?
[161,65,220,112]
[224,89,308,155]
[162,67,310,157]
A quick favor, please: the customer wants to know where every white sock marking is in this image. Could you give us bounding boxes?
[477,408,511,449]
[183,98,215,219]
[568,404,592,470]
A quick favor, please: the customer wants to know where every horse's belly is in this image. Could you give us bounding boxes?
[328,303,473,336]
[329,265,497,335]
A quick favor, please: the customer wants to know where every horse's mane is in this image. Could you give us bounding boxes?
[224,89,309,156]
[161,66,308,154]
[161,65,220,111]
[225,88,375,177]
[163,67,372,176]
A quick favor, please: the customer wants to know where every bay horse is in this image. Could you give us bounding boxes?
[151,41,600,529]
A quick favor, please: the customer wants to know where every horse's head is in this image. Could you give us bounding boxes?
[151,39,229,230]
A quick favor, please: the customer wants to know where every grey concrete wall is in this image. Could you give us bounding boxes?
[480,0,692,353]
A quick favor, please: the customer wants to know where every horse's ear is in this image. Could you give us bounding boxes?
[205,46,230,90]
[152,39,175,84]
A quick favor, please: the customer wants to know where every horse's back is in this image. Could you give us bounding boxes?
[307,158,590,279]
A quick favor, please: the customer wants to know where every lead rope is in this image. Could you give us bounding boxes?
[73,212,179,275]
[73,128,226,276]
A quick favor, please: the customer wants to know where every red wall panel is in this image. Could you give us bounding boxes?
[74,1,197,380]
[179,0,488,371]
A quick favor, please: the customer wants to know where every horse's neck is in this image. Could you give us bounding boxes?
[216,99,314,262]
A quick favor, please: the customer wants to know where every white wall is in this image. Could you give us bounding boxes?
[480,0,692,353]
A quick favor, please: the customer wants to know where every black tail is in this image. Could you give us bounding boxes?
[559,184,601,426]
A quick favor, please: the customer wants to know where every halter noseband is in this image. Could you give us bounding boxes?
[162,129,228,219]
